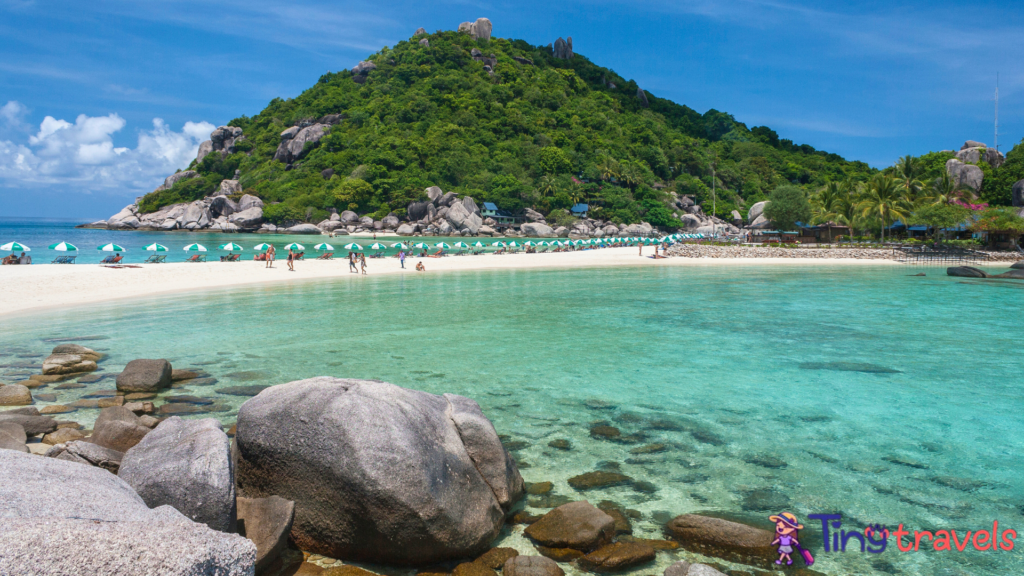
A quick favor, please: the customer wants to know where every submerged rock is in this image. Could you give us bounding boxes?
[664,514,775,568]
[578,541,656,572]
[90,406,151,452]
[503,556,564,576]
[235,377,524,565]
[116,359,172,392]
[523,501,615,551]
[0,384,32,406]
[568,471,633,491]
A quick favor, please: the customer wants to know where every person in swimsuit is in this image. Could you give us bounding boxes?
[360,254,367,275]
[769,512,804,566]
[266,244,275,268]
[349,252,358,273]
[287,249,295,271]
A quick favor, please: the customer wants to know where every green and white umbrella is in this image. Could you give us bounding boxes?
[472,241,485,247]
[144,243,168,252]
[343,243,363,251]
[1,242,30,252]
[314,243,334,251]
[434,242,452,249]
[391,242,408,249]
[253,243,273,251]
[48,242,78,251]
[508,241,521,247]
[369,243,388,250]
[413,242,430,249]
[491,241,507,247]
[523,241,538,246]
[183,243,208,252]
[97,243,126,252]
[219,242,244,251]
[283,243,305,251]
[454,241,470,248]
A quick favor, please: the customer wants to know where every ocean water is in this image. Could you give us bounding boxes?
[2,260,1022,576]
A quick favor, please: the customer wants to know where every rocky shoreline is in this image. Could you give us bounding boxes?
[666,243,1022,262]
[0,345,822,576]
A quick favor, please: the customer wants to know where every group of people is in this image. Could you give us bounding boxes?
[2,252,31,265]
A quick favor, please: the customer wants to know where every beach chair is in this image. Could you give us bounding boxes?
[100,255,123,264]
[186,254,206,263]
[370,251,384,259]
[50,255,68,264]
[316,252,334,260]
[143,255,166,263]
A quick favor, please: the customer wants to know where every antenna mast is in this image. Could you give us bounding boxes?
[995,73,999,153]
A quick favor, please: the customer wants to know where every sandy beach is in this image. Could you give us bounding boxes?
[0,247,909,318]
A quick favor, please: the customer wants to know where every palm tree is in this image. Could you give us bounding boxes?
[596,158,620,182]
[619,160,646,190]
[811,181,843,224]
[568,181,584,205]
[537,175,557,198]
[929,171,975,205]
[895,155,927,207]
[857,174,911,242]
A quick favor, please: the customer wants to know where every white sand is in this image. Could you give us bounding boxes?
[0,248,899,318]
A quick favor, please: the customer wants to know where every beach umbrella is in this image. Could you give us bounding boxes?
[369,243,388,250]
[253,243,273,251]
[434,242,452,249]
[472,241,485,247]
[283,242,305,251]
[454,241,470,248]
[508,241,521,247]
[143,243,168,252]
[48,242,78,251]
[391,242,408,249]
[413,242,430,249]
[219,242,244,251]
[1,242,30,252]
[343,242,363,251]
[491,241,506,247]
[523,241,538,246]
[314,243,334,251]
[97,243,126,252]
[183,243,207,252]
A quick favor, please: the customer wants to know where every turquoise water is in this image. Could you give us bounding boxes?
[2,262,1022,575]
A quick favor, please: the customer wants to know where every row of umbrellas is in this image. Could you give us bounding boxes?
[2,234,701,255]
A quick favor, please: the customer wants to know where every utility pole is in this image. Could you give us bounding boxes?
[710,157,717,240]
[995,73,1000,153]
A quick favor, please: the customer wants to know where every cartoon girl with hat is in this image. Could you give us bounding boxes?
[769,512,812,566]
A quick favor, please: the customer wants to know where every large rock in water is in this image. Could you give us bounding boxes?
[41,353,98,375]
[0,384,32,406]
[119,417,236,533]
[90,406,151,453]
[503,556,564,576]
[234,377,525,565]
[524,501,615,551]
[117,359,172,392]
[0,421,28,452]
[947,266,988,278]
[664,514,775,568]
[0,450,255,576]
[0,409,57,436]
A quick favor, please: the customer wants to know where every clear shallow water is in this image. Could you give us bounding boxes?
[2,263,1022,576]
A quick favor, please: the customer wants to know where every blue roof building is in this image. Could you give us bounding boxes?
[570,203,589,217]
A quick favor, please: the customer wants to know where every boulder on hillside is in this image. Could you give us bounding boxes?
[340,210,360,223]
[237,495,296,574]
[426,186,444,204]
[956,147,982,164]
[0,384,32,406]
[747,201,768,222]
[439,191,459,207]
[229,206,264,229]
[117,359,172,393]
[352,60,377,75]
[521,223,555,238]
[553,37,574,60]
[637,88,649,108]
[946,159,984,191]
[463,196,481,216]
[447,202,483,234]
[1012,180,1024,207]
[42,353,98,376]
[0,421,28,452]
[396,223,417,236]
[234,377,525,565]
[457,18,492,41]
[415,27,427,35]
[523,501,615,551]
[216,179,242,196]
[408,201,433,221]
[503,556,564,576]
[239,194,264,211]
[90,406,151,453]
[45,440,123,473]
[947,266,988,278]
[0,450,255,576]
[524,208,546,223]
[157,170,199,192]
[961,140,986,150]
[382,214,400,229]
[664,514,775,568]
[119,417,236,533]
[984,148,1005,169]
[210,195,240,218]
[274,124,328,164]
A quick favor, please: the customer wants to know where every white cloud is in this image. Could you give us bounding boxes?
[0,102,214,194]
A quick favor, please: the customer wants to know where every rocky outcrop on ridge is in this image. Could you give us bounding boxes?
[553,37,573,60]
[945,140,1005,192]
[458,18,492,41]
[197,125,246,164]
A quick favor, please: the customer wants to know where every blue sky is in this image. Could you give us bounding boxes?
[1,0,1022,219]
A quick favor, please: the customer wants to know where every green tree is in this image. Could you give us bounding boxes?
[910,203,972,240]
[857,174,911,241]
[539,146,572,174]
[763,185,812,231]
[895,155,926,206]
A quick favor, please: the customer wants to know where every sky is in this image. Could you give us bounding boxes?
[1,0,1022,219]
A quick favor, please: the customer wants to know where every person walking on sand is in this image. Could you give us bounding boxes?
[360,254,367,275]
[639,243,643,257]
[399,250,406,269]
[349,252,358,273]
[266,244,276,268]
[287,248,295,271]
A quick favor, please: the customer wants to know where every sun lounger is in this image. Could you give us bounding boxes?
[51,255,76,264]
[186,254,206,263]
[316,252,334,260]
[219,254,241,262]
[100,255,123,264]
[143,255,166,263]
[369,251,385,259]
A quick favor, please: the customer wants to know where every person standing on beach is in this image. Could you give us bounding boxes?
[360,254,367,275]
[349,252,358,273]
[266,244,276,268]
[399,250,406,269]
[639,243,643,257]
[287,249,295,271]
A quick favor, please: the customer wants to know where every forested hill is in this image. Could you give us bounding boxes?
[139,25,876,226]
